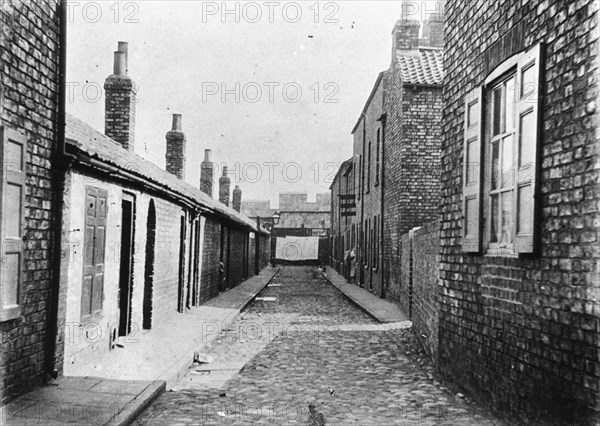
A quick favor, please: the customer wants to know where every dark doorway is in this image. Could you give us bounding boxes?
[143,200,156,330]
[118,193,135,337]
[177,213,186,313]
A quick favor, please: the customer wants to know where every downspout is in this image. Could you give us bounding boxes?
[378,113,387,299]
[46,0,69,379]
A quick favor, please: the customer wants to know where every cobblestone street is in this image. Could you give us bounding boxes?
[134,266,503,425]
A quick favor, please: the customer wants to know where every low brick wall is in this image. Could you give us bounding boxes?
[399,232,412,316]
[411,221,440,363]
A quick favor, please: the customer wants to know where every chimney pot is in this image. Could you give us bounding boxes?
[118,41,128,72]
[113,51,126,76]
[204,149,212,162]
[172,113,182,131]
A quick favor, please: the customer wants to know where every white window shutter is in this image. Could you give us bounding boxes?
[462,87,484,253]
[0,127,26,321]
[513,44,542,254]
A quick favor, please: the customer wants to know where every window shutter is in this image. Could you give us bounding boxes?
[462,87,484,252]
[81,186,108,323]
[513,44,542,254]
[0,127,26,321]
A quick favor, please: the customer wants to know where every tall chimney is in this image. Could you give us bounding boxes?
[422,1,445,48]
[105,41,137,151]
[391,2,421,58]
[219,167,231,206]
[200,149,214,197]
[165,114,186,180]
[232,185,242,212]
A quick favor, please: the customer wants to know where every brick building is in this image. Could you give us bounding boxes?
[353,71,386,297]
[329,158,353,275]
[56,43,270,377]
[330,7,443,303]
[383,11,444,306]
[0,0,65,402]
[437,0,599,423]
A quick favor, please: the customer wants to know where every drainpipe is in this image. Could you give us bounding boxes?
[46,0,69,379]
[378,113,387,299]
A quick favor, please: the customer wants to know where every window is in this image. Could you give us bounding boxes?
[462,44,541,255]
[0,127,26,321]
[367,141,371,193]
[81,186,108,323]
[375,129,380,186]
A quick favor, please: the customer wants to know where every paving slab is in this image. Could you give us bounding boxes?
[322,268,409,323]
[0,377,164,426]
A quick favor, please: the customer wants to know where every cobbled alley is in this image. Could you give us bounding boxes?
[134,266,504,425]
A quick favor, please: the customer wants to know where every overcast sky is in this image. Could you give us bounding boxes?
[66,1,431,207]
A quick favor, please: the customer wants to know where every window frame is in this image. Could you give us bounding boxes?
[462,43,542,256]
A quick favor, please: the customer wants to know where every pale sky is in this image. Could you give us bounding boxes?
[66,1,435,207]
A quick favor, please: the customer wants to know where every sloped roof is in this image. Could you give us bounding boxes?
[65,114,264,233]
[397,48,443,86]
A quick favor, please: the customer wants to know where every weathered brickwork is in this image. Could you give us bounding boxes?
[200,216,222,302]
[440,0,599,423]
[411,220,440,363]
[152,199,183,322]
[227,227,246,288]
[397,232,411,311]
[383,81,443,306]
[0,0,61,402]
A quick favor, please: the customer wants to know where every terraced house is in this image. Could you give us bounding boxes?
[58,43,270,376]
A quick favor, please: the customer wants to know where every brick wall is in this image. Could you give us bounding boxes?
[227,227,246,288]
[151,199,183,322]
[200,215,221,302]
[0,0,60,402]
[411,221,440,363]
[397,232,411,313]
[383,73,442,302]
[440,0,599,423]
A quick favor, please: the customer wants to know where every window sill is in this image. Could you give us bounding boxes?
[0,305,22,322]
[484,246,518,258]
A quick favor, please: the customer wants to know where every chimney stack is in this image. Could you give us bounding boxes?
[422,1,445,48]
[219,167,231,206]
[165,114,186,180]
[391,2,421,57]
[105,41,137,151]
[200,149,214,197]
[232,185,242,212]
